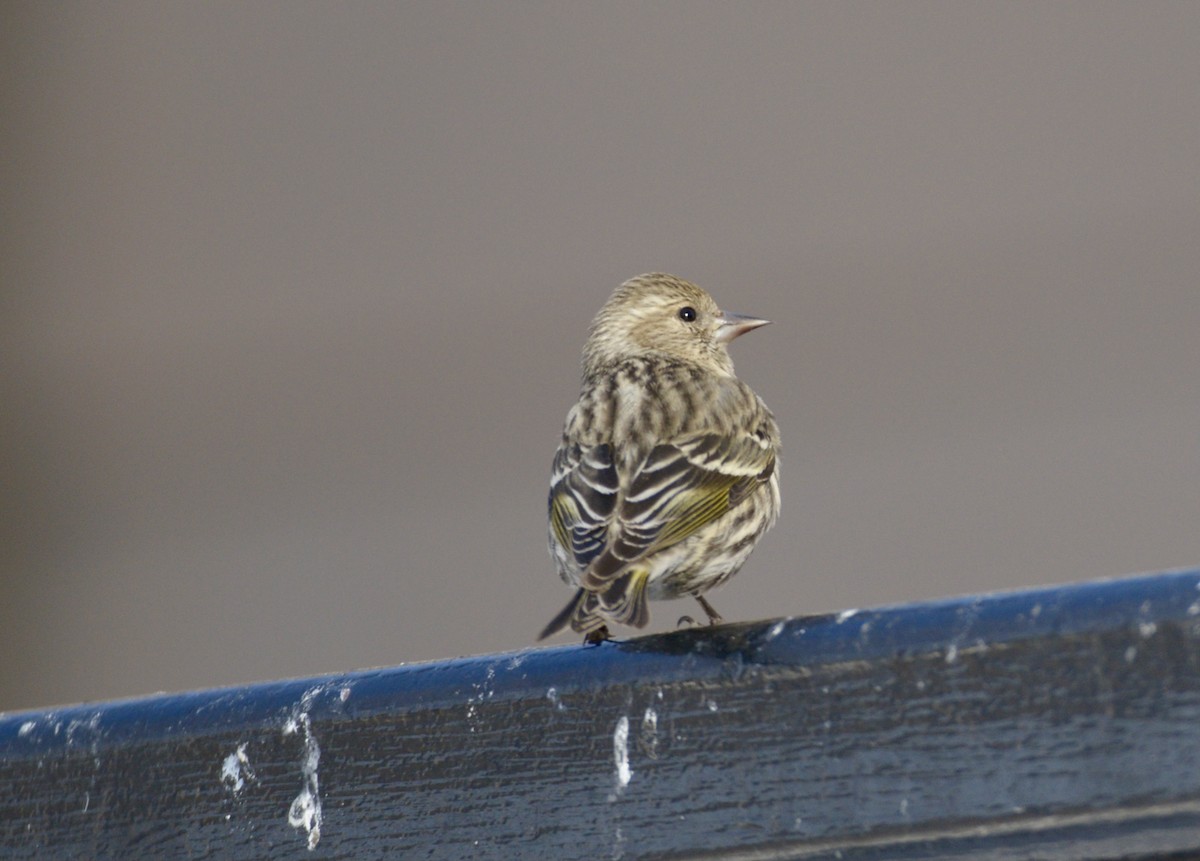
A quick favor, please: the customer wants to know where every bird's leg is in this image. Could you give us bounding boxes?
[583,625,611,645]
[695,595,724,626]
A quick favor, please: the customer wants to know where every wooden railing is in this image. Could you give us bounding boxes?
[4,568,1200,859]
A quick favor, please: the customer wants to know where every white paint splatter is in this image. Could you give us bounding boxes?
[466,665,498,732]
[1139,621,1157,638]
[64,713,102,745]
[836,608,859,624]
[945,644,958,664]
[1029,603,1042,619]
[640,707,659,759]
[1124,646,1138,664]
[221,742,254,794]
[766,620,786,640]
[546,687,565,711]
[705,699,719,713]
[18,721,35,738]
[612,716,632,797]
[284,693,323,850]
[1187,601,1200,617]
[339,686,351,703]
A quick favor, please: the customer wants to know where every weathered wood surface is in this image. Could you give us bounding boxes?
[4,568,1200,859]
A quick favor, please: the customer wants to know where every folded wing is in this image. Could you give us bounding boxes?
[581,429,776,592]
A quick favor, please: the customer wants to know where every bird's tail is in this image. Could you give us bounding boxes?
[600,569,650,629]
[538,588,606,640]
[538,571,651,640]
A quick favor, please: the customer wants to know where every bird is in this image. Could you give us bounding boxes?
[539,273,780,643]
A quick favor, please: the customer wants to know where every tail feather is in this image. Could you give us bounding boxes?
[540,570,652,640]
[538,588,585,640]
[538,588,609,640]
[599,570,651,628]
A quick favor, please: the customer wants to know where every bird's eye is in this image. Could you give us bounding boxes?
[678,306,697,322]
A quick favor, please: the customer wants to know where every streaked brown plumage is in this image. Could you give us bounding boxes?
[539,273,781,641]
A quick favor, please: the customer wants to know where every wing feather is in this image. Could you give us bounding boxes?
[548,442,619,569]
[581,429,775,591]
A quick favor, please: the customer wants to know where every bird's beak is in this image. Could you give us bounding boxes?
[715,312,771,344]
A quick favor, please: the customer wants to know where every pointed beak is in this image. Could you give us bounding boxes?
[715,312,771,344]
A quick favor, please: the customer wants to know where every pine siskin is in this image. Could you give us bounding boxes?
[539,273,781,642]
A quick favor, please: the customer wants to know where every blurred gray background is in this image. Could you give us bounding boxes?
[3,2,1199,712]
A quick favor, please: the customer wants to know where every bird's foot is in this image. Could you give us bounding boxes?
[695,595,724,626]
[676,615,699,628]
[583,625,612,645]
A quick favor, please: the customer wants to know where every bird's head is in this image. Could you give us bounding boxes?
[583,273,769,376]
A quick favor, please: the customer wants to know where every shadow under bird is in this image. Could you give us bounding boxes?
[540,273,781,643]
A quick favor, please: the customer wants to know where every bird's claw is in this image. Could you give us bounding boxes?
[583,625,612,645]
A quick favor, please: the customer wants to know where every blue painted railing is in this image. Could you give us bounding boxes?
[4,568,1200,859]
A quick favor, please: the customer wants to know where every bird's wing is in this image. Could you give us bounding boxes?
[581,429,775,591]
[548,441,619,570]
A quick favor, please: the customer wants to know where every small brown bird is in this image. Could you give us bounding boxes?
[539,273,781,642]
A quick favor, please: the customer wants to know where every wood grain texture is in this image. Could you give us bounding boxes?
[4,569,1200,859]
